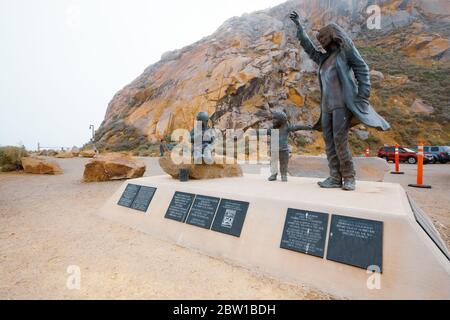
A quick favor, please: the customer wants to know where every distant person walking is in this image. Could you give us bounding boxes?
[93,144,99,156]
[159,140,165,157]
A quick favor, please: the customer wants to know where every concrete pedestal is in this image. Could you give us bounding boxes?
[98,174,450,299]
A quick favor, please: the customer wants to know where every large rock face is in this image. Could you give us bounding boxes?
[21,157,63,175]
[94,0,450,152]
[83,153,146,182]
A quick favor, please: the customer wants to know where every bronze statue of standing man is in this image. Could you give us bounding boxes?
[289,11,390,191]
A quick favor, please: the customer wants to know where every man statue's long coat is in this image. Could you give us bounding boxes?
[296,27,391,132]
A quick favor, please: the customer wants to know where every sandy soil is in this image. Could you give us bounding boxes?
[383,163,450,249]
[0,157,333,300]
[0,157,448,300]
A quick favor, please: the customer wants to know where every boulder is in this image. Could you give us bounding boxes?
[288,156,390,182]
[21,156,62,175]
[83,153,146,182]
[370,70,385,83]
[79,150,97,158]
[159,155,242,180]
[410,99,435,114]
[354,129,370,141]
[55,152,75,158]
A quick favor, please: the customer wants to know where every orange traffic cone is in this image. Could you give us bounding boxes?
[391,143,404,175]
[365,147,370,157]
[408,140,432,189]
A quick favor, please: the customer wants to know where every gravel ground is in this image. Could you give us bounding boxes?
[0,157,448,299]
[383,162,450,249]
[0,157,333,300]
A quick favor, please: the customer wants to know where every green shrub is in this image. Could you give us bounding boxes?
[294,135,309,147]
[0,146,28,172]
[131,144,161,157]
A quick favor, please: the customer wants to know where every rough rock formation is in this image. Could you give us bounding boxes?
[94,0,450,153]
[288,156,390,182]
[21,157,63,175]
[79,150,97,158]
[159,156,243,180]
[83,153,146,182]
[55,152,76,159]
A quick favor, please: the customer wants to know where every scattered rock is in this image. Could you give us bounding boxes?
[21,157,62,175]
[55,152,75,159]
[83,153,146,182]
[410,99,435,114]
[288,156,390,182]
[79,150,97,158]
[370,70,385,83]
[403,35,450,60]
[159,155,242,180]
[354,129,370,141]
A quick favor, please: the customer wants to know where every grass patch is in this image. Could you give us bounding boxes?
[0,146,28,172]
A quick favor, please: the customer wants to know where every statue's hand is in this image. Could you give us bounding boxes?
[289,11,301,27]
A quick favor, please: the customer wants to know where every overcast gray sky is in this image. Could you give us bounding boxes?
[0,0,285,150]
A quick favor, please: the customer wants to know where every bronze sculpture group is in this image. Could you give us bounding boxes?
[187,10,390,191]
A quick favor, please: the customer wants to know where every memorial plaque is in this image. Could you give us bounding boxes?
[117,184,141,208]
[327,215,383,272]
[280,209,329,258]
[211,199,249,237]
[186,195,220,229]
[165,192,196,222]
[130,186,157,212]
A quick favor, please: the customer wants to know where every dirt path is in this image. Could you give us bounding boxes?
[383,163,450,249]
[1,158,448,299]
[0,158,332,300]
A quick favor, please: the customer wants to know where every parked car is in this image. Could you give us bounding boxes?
[377,146,432,164]
[424,146,450,164]
[410,146,448,164]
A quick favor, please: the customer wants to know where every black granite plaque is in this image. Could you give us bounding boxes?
[211,199,249,237]
[186,195,220,229]
[165,192,196,222]
[280,209,329,258]
[327,215,383,272]
[117,184,141,208]
[130,186,157,212]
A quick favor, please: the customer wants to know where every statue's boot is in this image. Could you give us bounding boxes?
[281,175,288,182]
[268,174,277,181]
[318,176,342,188]
[342,178,356,191]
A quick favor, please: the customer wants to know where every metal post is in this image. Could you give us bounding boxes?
[89,125,95,142]
[391,143,404,174]
[409,140,432,189]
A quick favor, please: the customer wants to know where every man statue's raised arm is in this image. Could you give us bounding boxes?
[289,11,325,65]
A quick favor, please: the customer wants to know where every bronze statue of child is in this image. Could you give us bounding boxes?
[267,110,312,182]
